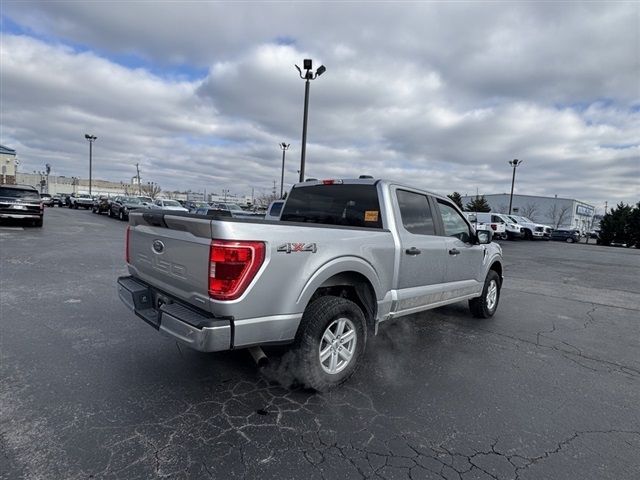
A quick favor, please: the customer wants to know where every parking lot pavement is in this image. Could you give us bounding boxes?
[1,208,639,480]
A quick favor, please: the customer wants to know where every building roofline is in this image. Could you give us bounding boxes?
[0,145,17,155]
[463,193,592,206]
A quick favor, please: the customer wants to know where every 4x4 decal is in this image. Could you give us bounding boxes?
[277,243,317,254]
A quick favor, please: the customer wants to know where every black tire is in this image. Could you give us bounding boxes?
[469,270,501,318]
[119,210,126,221]
[291,296,367,391]
[566,237,574,243]
[109,208,114,218]
[34,217,43,228]
[68,203,73,209]
[524,229,533,240]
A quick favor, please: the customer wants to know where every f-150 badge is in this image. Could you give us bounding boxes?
[277,243,317,254]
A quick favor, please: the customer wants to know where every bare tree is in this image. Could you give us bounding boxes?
[254,192,278,207]
[520,203,538,221]
[547,204,571,228]
[140,183,162,199]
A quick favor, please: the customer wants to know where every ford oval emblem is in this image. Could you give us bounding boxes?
[152,240,165,254]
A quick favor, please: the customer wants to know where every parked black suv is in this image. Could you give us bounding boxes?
[550,228,581,243]
[0,184,44,227]
[109,196,148,220]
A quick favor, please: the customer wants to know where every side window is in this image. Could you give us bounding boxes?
[155,200,161,206]
[491,215,503,223]
[437,200,471,243]
[396,190,435,235]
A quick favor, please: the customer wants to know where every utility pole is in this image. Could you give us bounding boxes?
[272,180,277,198]
[508,159,523,215]
[84,134,97,196]
[295,59,326,182]
[135,163,141,195]
[279,142,290,198]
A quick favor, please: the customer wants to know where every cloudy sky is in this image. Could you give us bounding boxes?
[1,1,638,207]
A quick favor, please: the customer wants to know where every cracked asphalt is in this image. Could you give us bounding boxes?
[1,207,639,479]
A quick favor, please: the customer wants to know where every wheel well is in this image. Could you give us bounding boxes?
[307,272,377,334]
[490,261,503,281]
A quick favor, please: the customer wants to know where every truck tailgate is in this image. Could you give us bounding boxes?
[127,213,213,312]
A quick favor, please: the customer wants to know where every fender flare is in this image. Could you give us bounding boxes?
[296,256,383,310]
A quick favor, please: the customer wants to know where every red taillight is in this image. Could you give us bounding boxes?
[491,224,497,231]
[208,240,265,301]
[125,226,131,263]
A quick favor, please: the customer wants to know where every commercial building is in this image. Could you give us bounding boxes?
[461,193,596,232]
[0,145,17,185]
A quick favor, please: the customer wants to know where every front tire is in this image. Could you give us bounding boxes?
[566,237,574,243]
[291,296,367,391]
[469,270,501,318]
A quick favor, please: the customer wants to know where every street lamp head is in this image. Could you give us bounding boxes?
[85,134,97,141]
[303,59,312,70]
[280,142,290,150]
[316,65,326,77]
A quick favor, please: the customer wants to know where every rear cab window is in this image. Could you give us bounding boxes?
[280,184,383,229]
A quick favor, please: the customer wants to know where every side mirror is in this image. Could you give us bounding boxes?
[477,230,492,244]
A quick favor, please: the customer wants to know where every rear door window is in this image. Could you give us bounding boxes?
[396,190,435,235]
[281,184,382,228]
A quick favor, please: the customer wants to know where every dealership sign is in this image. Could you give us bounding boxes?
[576,205,594,216]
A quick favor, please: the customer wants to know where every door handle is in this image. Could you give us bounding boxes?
[448,248,460,255]
[405,247,421,255]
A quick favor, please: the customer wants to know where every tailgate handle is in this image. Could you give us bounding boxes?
[448,248,460,255]
[405,247,421,255]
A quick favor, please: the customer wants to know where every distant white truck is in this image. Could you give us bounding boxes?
[464,212,508,240]
[506,215,552,240]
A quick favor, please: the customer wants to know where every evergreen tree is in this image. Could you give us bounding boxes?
[627,202,640,248]
[465,195,491,212]
[598,202,632,246]
[447,192,463,210]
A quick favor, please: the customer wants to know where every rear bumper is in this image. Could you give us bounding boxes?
[117,276,231,352]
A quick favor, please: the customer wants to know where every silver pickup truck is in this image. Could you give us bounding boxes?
[117,179,503,390]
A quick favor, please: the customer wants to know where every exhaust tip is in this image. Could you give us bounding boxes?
[248,346,269,368]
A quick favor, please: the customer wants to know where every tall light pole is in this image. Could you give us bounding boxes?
[84,134,97,196]
[508,159,523,214]
[295,59,326,182]
[279,142,290,198]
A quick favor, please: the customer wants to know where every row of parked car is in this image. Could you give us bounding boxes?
[45,193,270,221]
[464,212,585,243]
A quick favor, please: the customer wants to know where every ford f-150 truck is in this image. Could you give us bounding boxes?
[117,179,503,390]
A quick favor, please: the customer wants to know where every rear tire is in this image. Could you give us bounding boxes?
[524,229,533,240]
[291,296,367,391]
[469,270,501,318]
